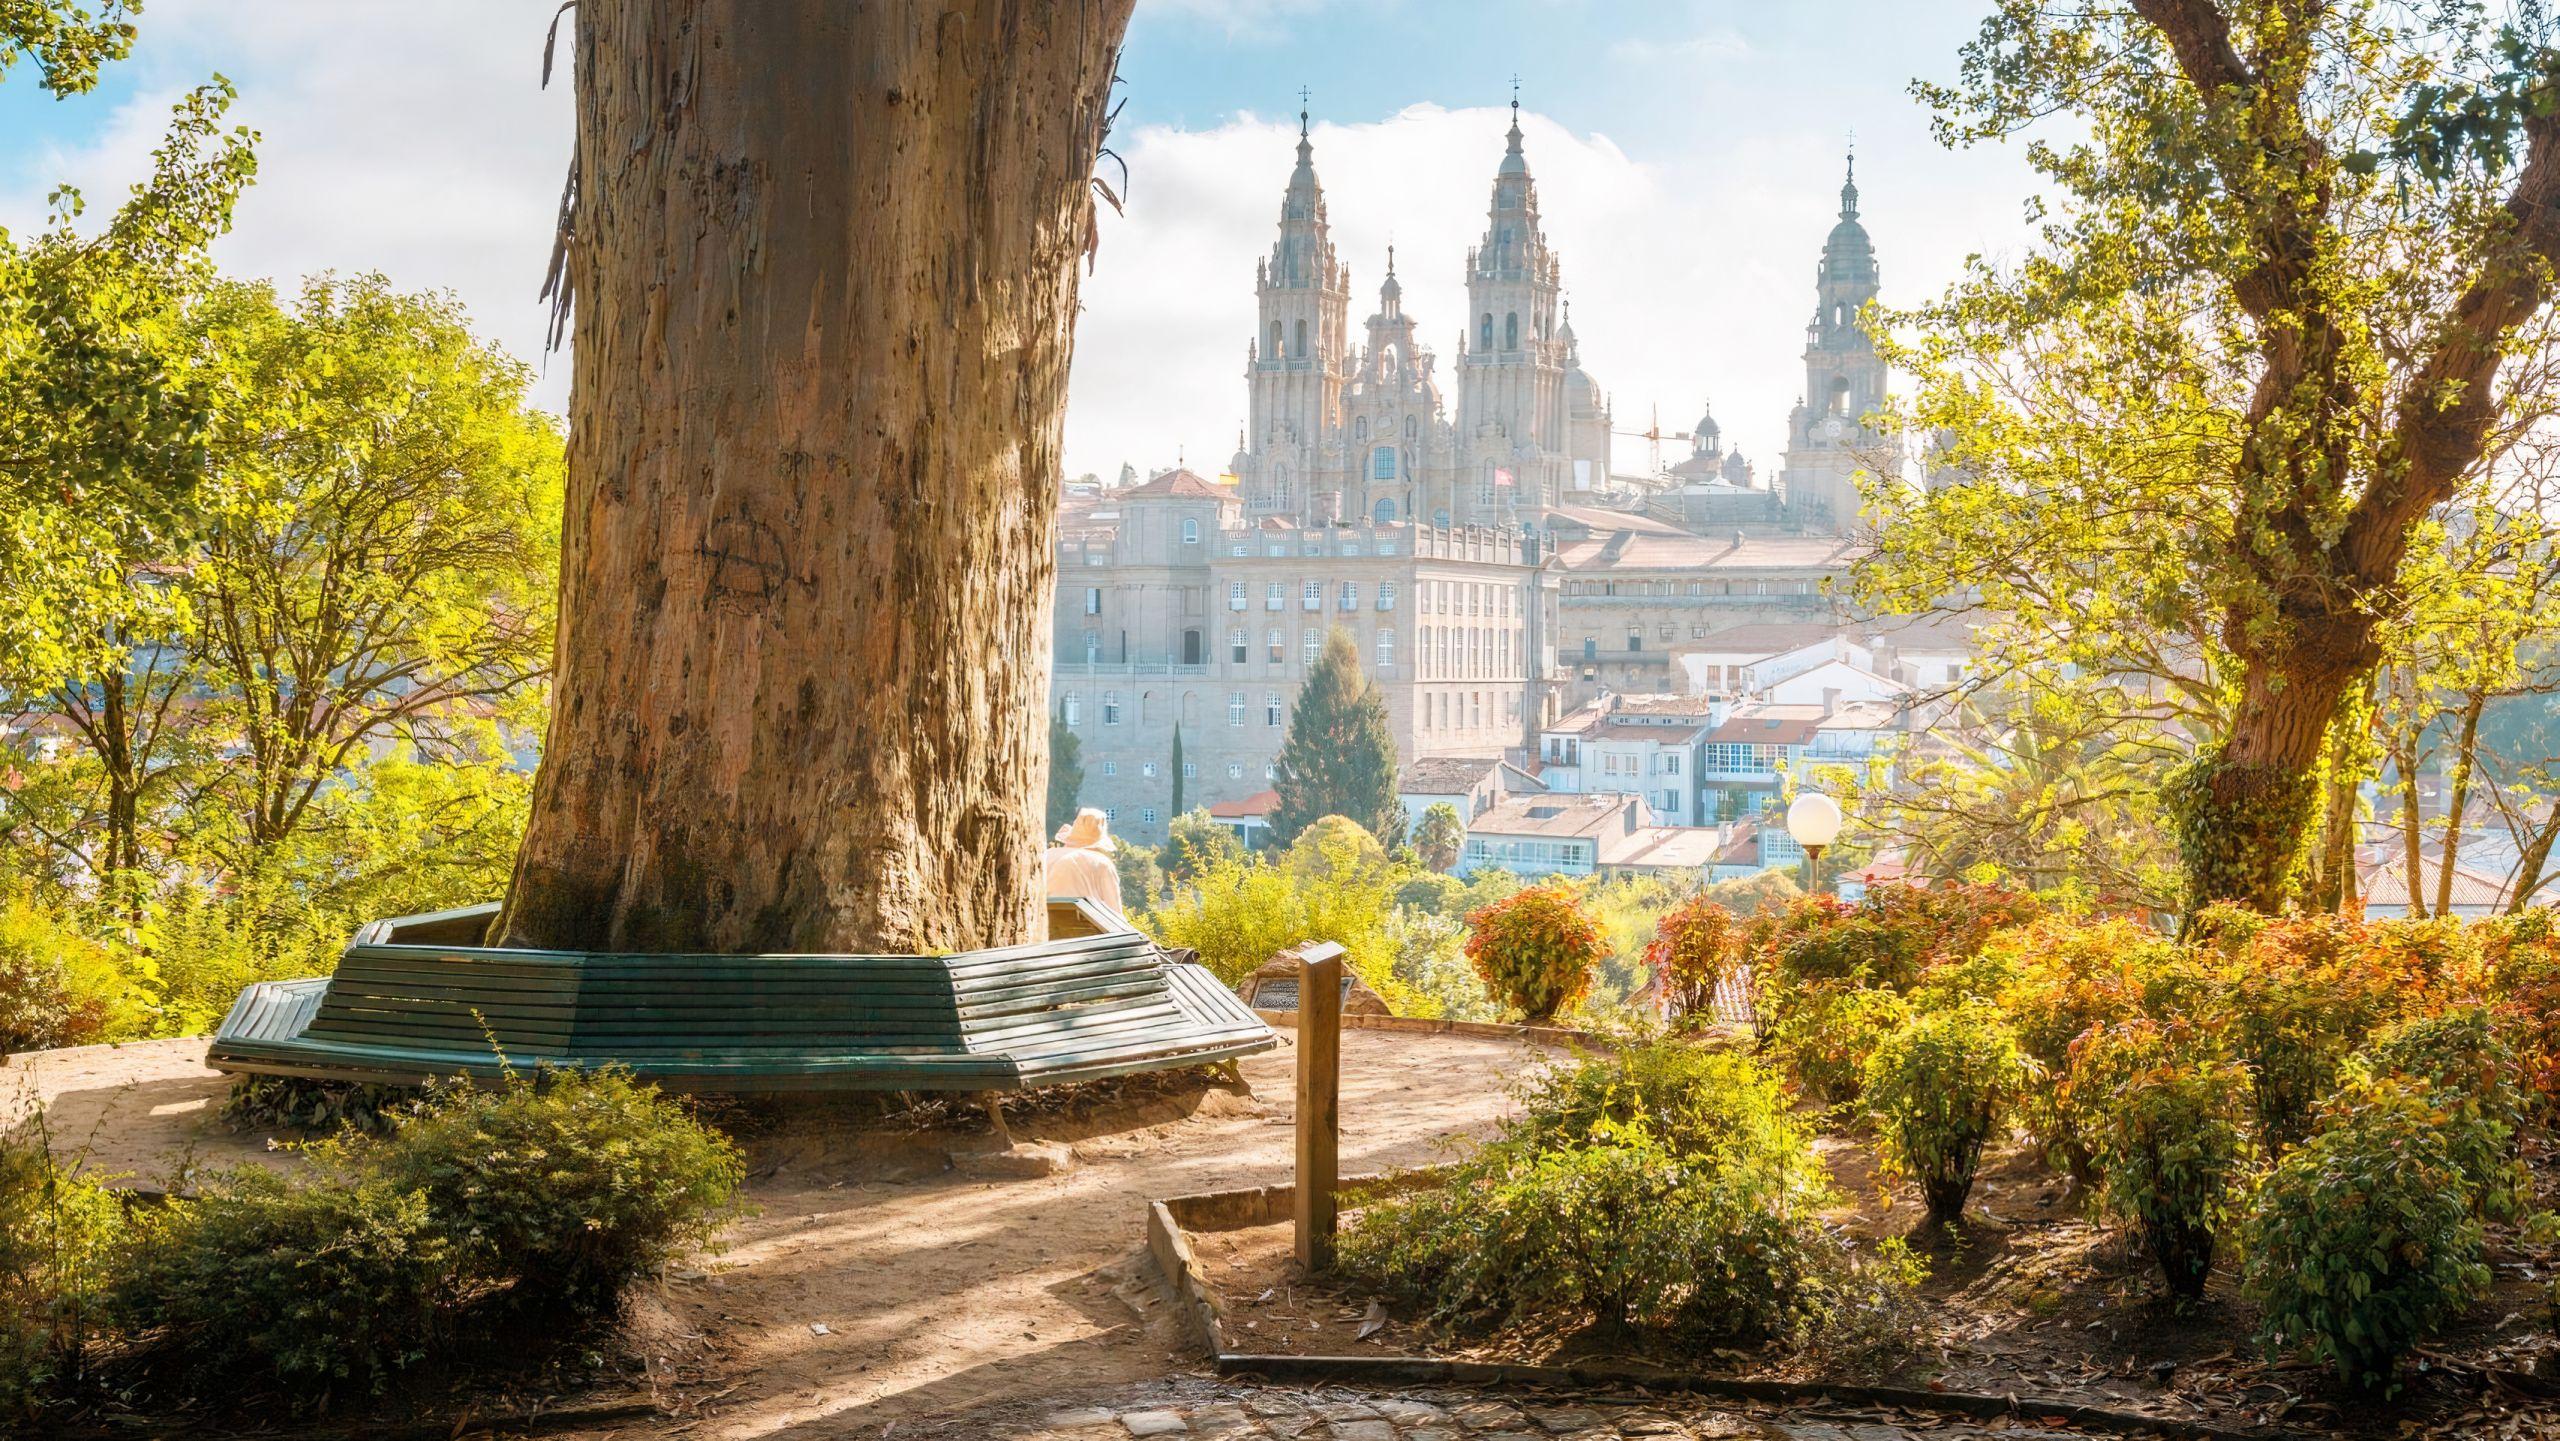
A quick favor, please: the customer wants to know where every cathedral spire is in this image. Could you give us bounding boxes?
[1840,139,1859,220]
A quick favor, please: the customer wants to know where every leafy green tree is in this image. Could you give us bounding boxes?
[1160,807,1242,886]
[1414,802,1465,873]
[1864,3,2560,915]
[1046,714,1083,834]
[182,277,559,877]
[1,0,137,96]
[1270,628,1402,849]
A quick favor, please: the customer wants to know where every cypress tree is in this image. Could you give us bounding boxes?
[1270,627,1404,849]
[1046,714,1083,834]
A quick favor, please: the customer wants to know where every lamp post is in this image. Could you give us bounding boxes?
[1785,792,1842,895]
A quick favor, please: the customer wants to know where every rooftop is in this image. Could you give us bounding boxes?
[1120,468,1232,501]
[1604,827,1727,870]
[1553,534,1865,573]
[1399,756,1505,794]
[1469,792,1647,840]
[1677,623,1858,659]
[1206,789,1279,820]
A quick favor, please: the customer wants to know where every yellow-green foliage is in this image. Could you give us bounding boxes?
[2076,1021,2252,1299]
[1143,816,1413,1010]
[1463,884,1606,1023]
[0,892,152,1052]
[1766,983,1910,1108]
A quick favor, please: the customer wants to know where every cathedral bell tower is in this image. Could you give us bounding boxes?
[1779,150,1888,532]
[1455,93,1568,521]
[1241,99,1351,518]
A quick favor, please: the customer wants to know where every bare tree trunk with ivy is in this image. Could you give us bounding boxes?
[498,1,1133,954]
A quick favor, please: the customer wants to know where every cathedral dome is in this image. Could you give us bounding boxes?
[1820,155,1876,284]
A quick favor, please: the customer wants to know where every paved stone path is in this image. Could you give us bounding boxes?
[894,1377,2153,1440]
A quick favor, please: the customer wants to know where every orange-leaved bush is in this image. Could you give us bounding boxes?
[1464,884,1605,1022]
[1642,895,1740,1024]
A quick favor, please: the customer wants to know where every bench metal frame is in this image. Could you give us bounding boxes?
[206,900,1277,1093]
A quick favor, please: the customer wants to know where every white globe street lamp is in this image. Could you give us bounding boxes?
[1785,792,1844,892]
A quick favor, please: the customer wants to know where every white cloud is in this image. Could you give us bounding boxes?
[2,0,575,403]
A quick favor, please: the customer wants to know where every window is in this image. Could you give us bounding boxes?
[1141,807,1158,826]
[1658,623,1676,640]
[1378,582,1396,611]
[1303,628,1321,666]
[1105,807,1119,821]
[1265,764,1278,779]
[1142,761,1157,778]
[1338,581,1358,612]
[1102,691,1121,725]
[1302,580,1322,611]
[1229,628,1248,662]
[1267,627,1284,662]
[1102,761,1118,777]
[1228,581,1246,611]
[1664,754,1681,775]
[1082,629,1100,663]
[1083,587,1102,615]
[1269,321,1283,357]
[1181,762,1197,779]
[1627,629,1643,654]
[1227,763,1244,780]
[1181,629,1203,665]
[1265,693,1283,726]
[1294,318,1308,357]
[1479,313,1493,350]
[1404,414,1418,439]
[1371,445,1396,480]
[1228,692,1245,726]
[1378,628,1396,667]
[1061,691,1081,726]
[1266,581,1285,611]
[1504,312,1519,349]
[1583,637,1598,661]
[1181,518,1200,544]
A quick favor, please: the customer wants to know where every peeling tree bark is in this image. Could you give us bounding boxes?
[498,1,1134,954]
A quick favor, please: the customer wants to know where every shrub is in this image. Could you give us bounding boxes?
[2206,956,2377,1151]
[1642,896,1741,1024]
[219,1075,415,1137]
[1382,908,1496,1022]
[1463,884,1605,1022]
[0,1128,125,1425]
[110,1165,461,1402]
[1863,1002,2030,1223]
[1338,1121,1893,1344]
[1990,917,2160,1184]
[375,1068,745,1311]
[0,894,150,1054]
[1507,1043,1828,1208]
[1766,983,1910,1107]
[2349,1006,2532,1220]
[2077,1023,2252,1299]
[2481,910,2560,1108]
[2242,1079,2491,1389]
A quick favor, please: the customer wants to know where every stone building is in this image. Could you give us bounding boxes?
[1776,155,1890,532]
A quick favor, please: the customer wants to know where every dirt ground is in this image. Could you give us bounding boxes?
[3,1026,1555,1439]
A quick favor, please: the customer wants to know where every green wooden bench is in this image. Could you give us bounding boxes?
[205,899,1277,1092]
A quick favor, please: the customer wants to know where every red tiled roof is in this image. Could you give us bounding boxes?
[1208,789,1279,820]
[1121,468,1232,501]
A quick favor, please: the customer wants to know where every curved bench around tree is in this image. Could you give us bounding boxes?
[206,899,1277,1092]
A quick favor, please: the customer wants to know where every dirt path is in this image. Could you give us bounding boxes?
[5,1027,1553,1440]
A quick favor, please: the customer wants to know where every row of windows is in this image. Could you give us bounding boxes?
[1461,837,1589,871]
[1419,579,1513,618]
[1595,751,1682,777]
[1419,689,1523,732]
[1701,742,1797,773]
[1562,579,1814,598]
[1094,761,1278,784]
[1419,625,1517,679]
[1227,580,1401,613]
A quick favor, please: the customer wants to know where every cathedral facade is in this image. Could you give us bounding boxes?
[1227,103,1615,533]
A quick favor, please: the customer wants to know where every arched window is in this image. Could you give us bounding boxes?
[1180,517,1200,544]
[1269,321,1283,357]
[1294,318,1308,357]
[1403,414,1417,439]
[1354,416,1368,440]
[1371,445,1397,480]
[1504,312,1519,350]
[1372,497,1397,524]
[1479,313,1494,350]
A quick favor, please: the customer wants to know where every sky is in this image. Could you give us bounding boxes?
[0,0,2052,484]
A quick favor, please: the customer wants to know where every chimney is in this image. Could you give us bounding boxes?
[1822,686,1841,718]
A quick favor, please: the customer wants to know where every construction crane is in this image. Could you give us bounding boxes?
[1611,403,1692,485]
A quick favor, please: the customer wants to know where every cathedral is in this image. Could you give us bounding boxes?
[1224,101,1888,537]
[1228,100,1615,531]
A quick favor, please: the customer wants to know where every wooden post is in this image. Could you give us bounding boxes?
[1294,942,1344,1272]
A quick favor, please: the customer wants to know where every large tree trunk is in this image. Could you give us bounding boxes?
[497,1,1132,954]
